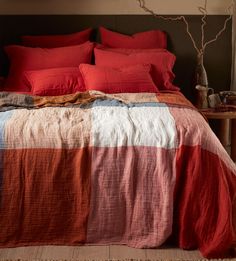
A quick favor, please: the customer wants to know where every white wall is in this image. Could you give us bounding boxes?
[0,0,233,15]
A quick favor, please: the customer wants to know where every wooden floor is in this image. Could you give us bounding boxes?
[0,245,215,260]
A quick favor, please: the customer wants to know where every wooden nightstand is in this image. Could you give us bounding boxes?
[199,109,236,162]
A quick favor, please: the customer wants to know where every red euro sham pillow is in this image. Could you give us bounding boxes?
[94,47,179,91]
[100,27,167,49]
[79,63,158,94]
[25,67,85,96]
[4,41,94,92]
[22,28,92,48]
[95,43,169,55]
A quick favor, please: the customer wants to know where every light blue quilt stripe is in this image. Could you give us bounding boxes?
[0,111,14,206]
[91,99,167,108]
[0,111,14,149]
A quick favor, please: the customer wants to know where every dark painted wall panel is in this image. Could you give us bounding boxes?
[0,15,232,101]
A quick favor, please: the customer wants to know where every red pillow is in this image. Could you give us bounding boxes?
[100,27,167,49]
[22,28,92,48]
[96,43,169,55]
[94,47,179,91]
[25,67,85,96]
[79,63,158,94]
[4,41,94,92]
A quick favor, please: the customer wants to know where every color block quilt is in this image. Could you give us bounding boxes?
[0,91,235,259]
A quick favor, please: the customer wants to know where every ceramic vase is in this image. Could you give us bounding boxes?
[196,53,208,87]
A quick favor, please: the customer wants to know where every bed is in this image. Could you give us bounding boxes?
[0,19,235,259]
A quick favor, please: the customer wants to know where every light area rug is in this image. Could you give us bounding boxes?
[0,245,235,261]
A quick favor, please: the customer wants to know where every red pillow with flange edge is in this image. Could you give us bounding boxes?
[22,28,92,48]
[4,41,94,92]
[99,27,167,49]
[79,63,158,94]
[94,47,179,91]
[95,43,168,55]
[24,67,85,96]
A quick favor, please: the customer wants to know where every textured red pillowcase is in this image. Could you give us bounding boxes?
[22,28,92,48]
[25,67,85,96]
[94,47,179,91]
[79,63,158,94]
[96,43,169,55]
[100,27,167,49]
[4,41,94,92]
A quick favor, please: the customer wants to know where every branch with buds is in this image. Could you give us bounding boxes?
[136,0,235,58]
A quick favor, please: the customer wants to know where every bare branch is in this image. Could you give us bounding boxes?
[136,0,235,55]
[181,17,201,55]
[137,0,182,21]
[136,0,201,55]
[228,0,235,14]
[203,0,234,50]
[198,0,208,50]
[203,16,232,50]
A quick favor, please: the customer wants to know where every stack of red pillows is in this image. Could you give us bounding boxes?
[2,26,179,96]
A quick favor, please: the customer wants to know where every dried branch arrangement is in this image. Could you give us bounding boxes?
[136,0,235,59]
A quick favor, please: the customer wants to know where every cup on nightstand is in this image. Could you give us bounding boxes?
[208,93,222,108]
[195,85,214,109]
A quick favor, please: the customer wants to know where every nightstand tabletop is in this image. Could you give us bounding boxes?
[199,109,236,119]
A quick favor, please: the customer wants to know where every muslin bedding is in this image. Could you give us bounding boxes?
[0,91,235,259]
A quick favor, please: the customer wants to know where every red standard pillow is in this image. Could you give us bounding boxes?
[100,27,167,49]
[94,47,179,91]
[4,41,94,92]
[22,28,92,48]
[79,63,158,94]
[25,67,85,96]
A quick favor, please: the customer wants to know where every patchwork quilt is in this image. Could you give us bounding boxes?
[0,91,235,259]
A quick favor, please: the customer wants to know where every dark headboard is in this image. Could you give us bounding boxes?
[0,15,232,101]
